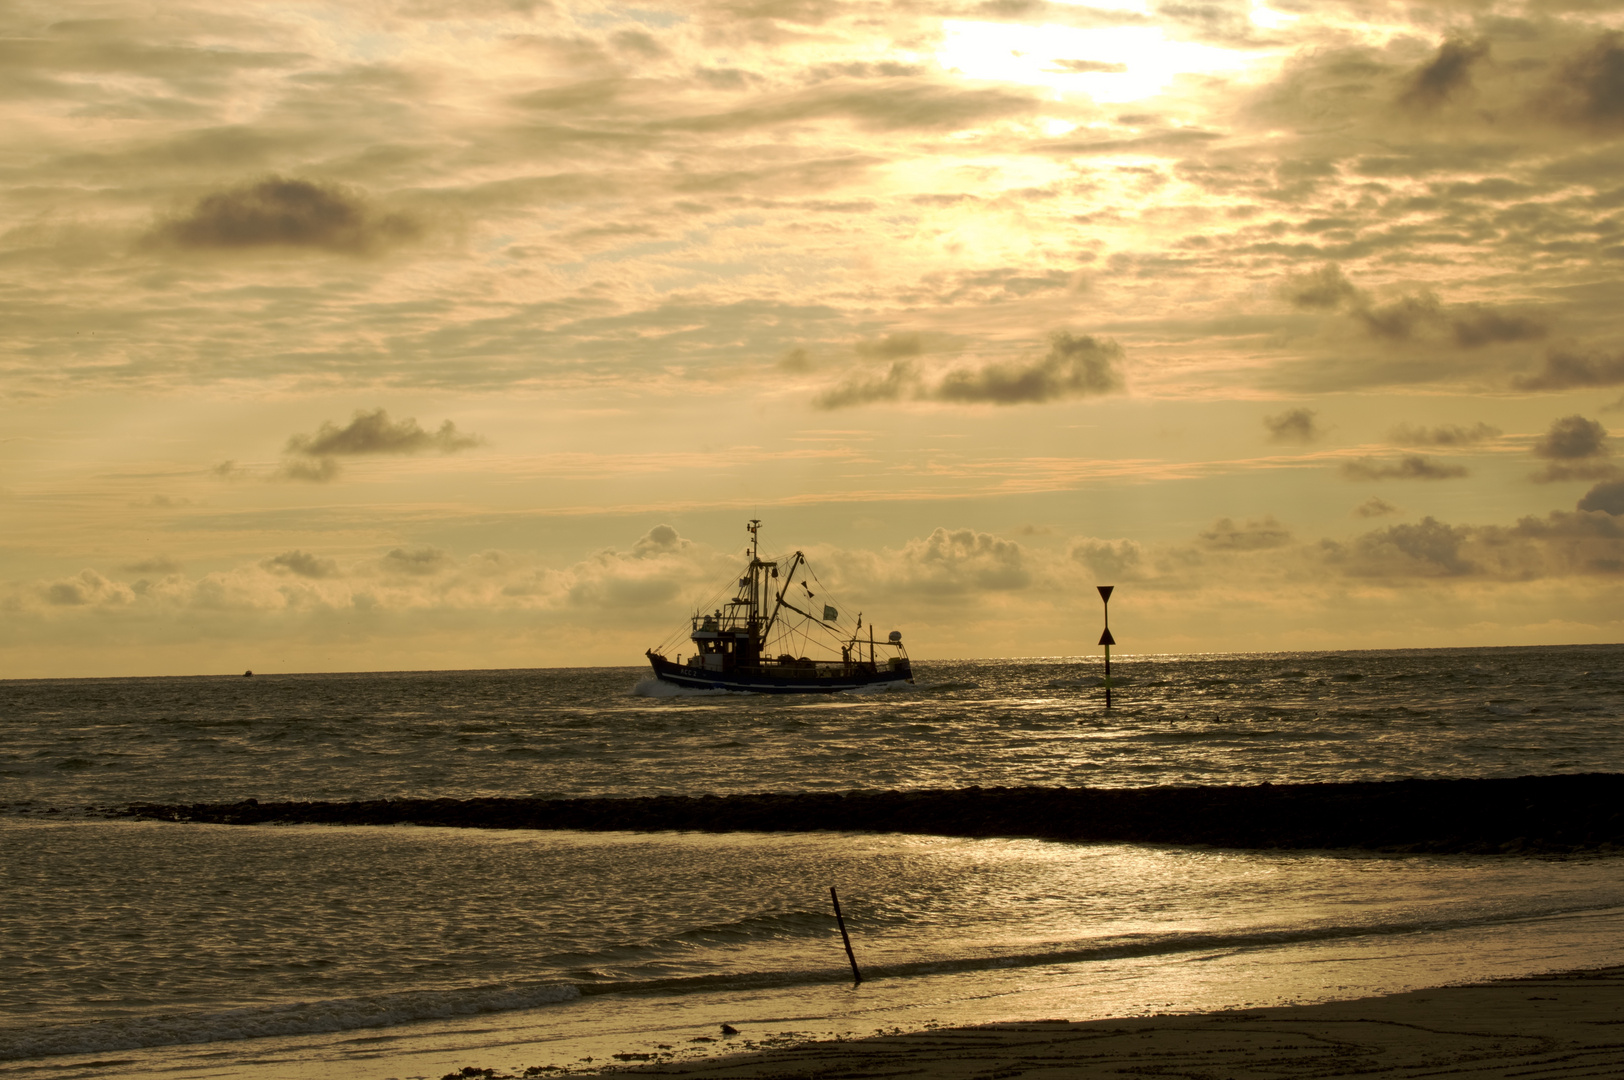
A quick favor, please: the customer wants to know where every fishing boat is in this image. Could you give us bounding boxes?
[645,520,913,693]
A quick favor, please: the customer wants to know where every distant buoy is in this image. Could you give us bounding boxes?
[243,670,253,677]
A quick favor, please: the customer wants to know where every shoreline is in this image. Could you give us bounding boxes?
[585,966,1624,1078]
[120,773,1624,853]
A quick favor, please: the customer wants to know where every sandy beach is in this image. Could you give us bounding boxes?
[589,966,1624,1079]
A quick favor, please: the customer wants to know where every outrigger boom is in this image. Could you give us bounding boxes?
[645,520,912,693]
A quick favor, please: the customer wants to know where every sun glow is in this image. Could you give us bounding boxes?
[937,21,1256,104]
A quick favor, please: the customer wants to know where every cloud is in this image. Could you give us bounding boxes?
[43,569,135,607]
[262,550,339,579]
[1330,517,1475,577]
[1579,480,1624,515]
[1515,349,1624,391]
[1354,291,1443,342]
[1534,415,1609,460]
[1263,408,1319,444]
[855,333,923,360]
[1354,497,1401,518]
[1199,516,1291,550]
[1069,537,1143,580]
[123,557,182,574]
[277,456,341,483]
[1341,455,1469,481]
[1389,422,1501,446]
[887,528,1031,594]
[287,409,481,457]
[149,177,424,255]
[1450,306,1547,348]
[1539,32,1624,131]
[778,348,814,372]
[932,333,1124,405]
[1047,59,1128,75]
[1399,37,1489,111]
[1531,414,1617,482]
[1279,264,1360,311]
[381,547,452,576]
[1277,265,1542,353]
[632,524,687,556]
[814,360,918,409]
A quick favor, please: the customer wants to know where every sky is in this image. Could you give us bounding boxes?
[4,0,1624,677]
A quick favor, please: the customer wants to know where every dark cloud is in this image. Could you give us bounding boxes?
[1320,508,1624,580]
[1533,415,1609,459]
[1389,422,1501,446]
[1530,414,1616,482]
[1515,348,1624,390]
[277,457,341,483]
[1354,291,1443,341]
[933,333,1123,405]
[778,347,814,372]
[814,360,917,409]
[382,547,451,576]
[1354,497,1401,518]
[1579,479,1624,514]
[1450,305,1547,348]
[855,333,923,359]
[1263,407,1319,444]
[1399,38,1489,111]
[1540,32,1624,130]
[1341,455,1469,481]
[1279,264,1360,310]
[262,550,339,578]
[286,409,481,457]
[150,177,423,254]
[1199,516,1291,550]
[1333,517,1475,576]
[1279,265,1545,352]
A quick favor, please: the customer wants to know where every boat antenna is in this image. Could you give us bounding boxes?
[748,518,761,560]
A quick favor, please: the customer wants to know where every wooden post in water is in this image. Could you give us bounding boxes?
[1097,585,1115,708]
[830,886,862,984]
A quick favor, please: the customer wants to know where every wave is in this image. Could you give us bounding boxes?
[9,896,1622,1064]
[0,981,581,1063]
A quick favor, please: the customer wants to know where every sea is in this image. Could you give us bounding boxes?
[4,645,1624,1080]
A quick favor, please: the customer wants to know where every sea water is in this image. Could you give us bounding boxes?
[3,646,1623,1079]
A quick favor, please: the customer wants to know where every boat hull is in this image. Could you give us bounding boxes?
[646,653,911,694]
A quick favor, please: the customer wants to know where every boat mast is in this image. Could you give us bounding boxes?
[747,519,762,652]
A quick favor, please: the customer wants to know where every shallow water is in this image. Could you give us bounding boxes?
[2,646,1623,1077]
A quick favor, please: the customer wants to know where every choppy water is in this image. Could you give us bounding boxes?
[3,646,1623,1079]
[5,646,1623,807]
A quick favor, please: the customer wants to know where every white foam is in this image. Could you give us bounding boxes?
[632,675,738,698]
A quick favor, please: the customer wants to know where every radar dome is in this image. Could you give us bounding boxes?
[888,630,902,642]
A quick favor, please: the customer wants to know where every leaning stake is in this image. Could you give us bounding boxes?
[830,885,862,984]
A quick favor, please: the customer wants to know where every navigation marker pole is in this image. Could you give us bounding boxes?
[1097,585,1115,708]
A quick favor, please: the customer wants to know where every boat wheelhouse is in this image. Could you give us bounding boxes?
[645,520,912,693]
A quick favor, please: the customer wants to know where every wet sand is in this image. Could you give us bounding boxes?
[594,966,1624,1079]
[125,773,1624,853]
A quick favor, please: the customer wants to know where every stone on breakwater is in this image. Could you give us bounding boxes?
[121,774,1624,854]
